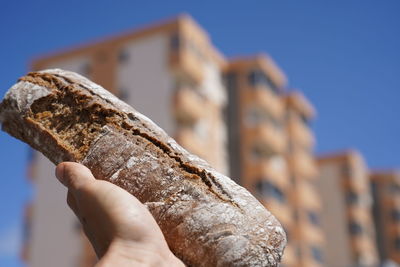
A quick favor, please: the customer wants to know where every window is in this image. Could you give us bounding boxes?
[349,221,363,235]
[391,209,400,222]
[300,113,310,127]
[341,163,352,177]
[394,236,400,250]
[388,184,400,194]
[250,145,275,161]
[79,62,91,76]
[295,246,302,258]
[22,217,31,243]
[310,246,324,263]
[224,72,237,90]
[118,49,130,63]
[170,33,180,50]
[245,107,264,127]
[255,180,286,203]
[248,69,280,94]
[290,175,297,185]
[96,52,108,63]
[117,87,130,101]
[308,211,320,226]
[245,106,282,130]
[346,191,359,205]
[293,210,299,222]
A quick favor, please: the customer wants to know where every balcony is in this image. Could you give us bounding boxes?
[347,206,374,226]
[351,235,379,264]
[342,174,370,194]
[287,116,315,149]
[246,87,285,120]
[247,123,286,155]
[296,181,322,210]
[245,158,289,189]
[297,221,325,245]
[173,88,205,125]
[169,34,204,83]
[290,151,318,179]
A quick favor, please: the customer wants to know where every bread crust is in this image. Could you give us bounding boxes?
[0,69,286,266]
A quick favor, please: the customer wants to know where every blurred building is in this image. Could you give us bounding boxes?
[224,57,324,267]
[224,56,292,263]
[370,171,400,265]
[284,92,324,267]
[317,151,379,267]
[25,15,228,267]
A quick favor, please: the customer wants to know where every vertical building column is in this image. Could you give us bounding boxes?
[370,171,400,265]
[284,92,324,267]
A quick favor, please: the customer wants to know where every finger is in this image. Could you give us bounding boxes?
[55,162,96,192]
[66,190,80,216]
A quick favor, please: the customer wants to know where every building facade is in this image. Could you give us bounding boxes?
[225,55,293,264]
[284,92,324,267]
[25,15,228,266]
[224,56,324,266]
[317,151,379,267]
[370,171,400,265]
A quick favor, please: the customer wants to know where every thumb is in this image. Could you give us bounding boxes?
[55,162,96,192]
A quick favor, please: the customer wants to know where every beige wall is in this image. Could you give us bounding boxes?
[117,33,175,135]
[29,153,83,267]
[317,163,353,267]
[317,152,379,267]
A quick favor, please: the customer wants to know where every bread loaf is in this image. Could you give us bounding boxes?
[0,69,286,266]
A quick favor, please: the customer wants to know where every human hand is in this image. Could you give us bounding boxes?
[55,162,184,267]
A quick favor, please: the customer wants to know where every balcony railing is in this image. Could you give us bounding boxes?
[290,151,318,179]
[248,123,286,155]
[297,181,322,210]
[249,87,285,120]
[169,35,205,83]
[287,115,315,149]
[173,88,205,125]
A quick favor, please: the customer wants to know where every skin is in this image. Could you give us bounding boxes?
[55,162,184,267]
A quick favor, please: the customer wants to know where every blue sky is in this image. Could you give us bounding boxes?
[0,1,399,266]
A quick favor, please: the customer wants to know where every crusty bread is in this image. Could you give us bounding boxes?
[0,69,286,266]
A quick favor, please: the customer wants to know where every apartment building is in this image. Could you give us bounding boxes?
[284,92,324,267]
[224,56,324,266]
[24,15,228,267]
[225,55,289,239]
[370,171,400,265]
[317,151,378,267]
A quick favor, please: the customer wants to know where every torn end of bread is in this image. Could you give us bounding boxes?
[0,69,286,267]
